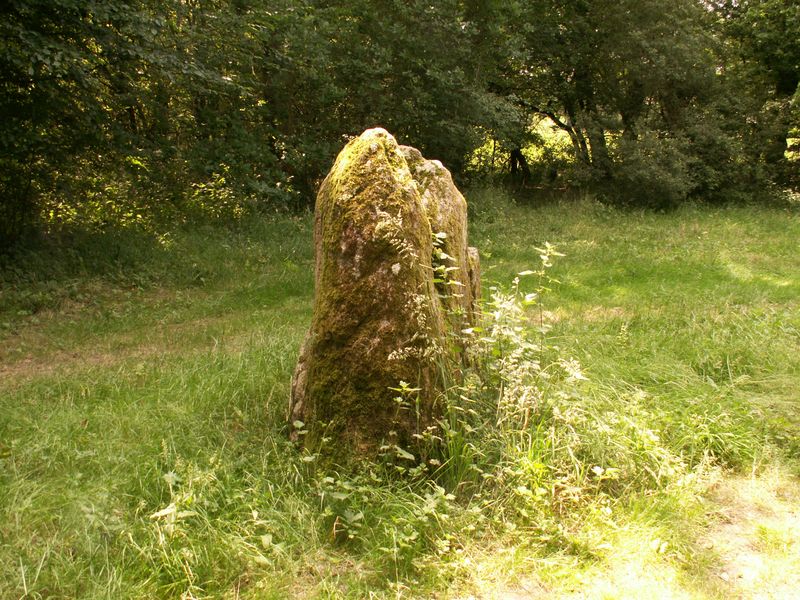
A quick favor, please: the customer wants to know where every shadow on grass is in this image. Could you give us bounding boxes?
[0,214,314,320]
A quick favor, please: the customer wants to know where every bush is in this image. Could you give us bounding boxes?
[609,134,694,209]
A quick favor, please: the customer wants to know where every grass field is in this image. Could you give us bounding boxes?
[1,189,799,598]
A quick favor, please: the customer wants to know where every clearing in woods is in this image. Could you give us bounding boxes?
[1,192,799,598]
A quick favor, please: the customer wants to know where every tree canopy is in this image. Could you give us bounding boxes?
[1,0,797,245]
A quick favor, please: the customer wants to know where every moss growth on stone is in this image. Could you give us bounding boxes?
[290,128,479,455]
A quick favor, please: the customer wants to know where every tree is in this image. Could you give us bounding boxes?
[0,0,155,243]
[2,0,794,243]
[251,0,517,199]
[498,1,718,177]
[716,0,800,184]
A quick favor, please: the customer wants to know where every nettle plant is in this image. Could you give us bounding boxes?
[433,243,585,490]
[407,237,684,508]
[437,242,689,517]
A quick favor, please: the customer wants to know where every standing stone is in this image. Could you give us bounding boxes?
[290,128,479,453]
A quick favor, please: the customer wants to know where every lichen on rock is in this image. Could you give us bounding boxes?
[290,128,479,454]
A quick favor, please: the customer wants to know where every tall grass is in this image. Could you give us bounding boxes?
[1,188,799,597]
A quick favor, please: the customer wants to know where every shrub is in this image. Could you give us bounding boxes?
[609,134,694,209]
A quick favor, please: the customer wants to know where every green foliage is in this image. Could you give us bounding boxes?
[498,0,717,171]
[610,134,694,209]
[186,166,249,223]
[3,0,799,245]
[713,0,800,186]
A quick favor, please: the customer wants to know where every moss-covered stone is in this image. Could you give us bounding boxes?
[290,128,479,454]
[399,145,480,327]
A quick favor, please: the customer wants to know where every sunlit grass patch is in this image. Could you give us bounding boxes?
[440,483,723,599]
[705,465,800,599]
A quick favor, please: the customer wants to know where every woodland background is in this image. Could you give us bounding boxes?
[2,0,798,247]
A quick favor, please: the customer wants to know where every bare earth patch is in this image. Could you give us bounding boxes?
[706,467,800,599]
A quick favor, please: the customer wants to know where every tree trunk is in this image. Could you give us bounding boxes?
[586,121,611,178]
[509,148,531,182]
